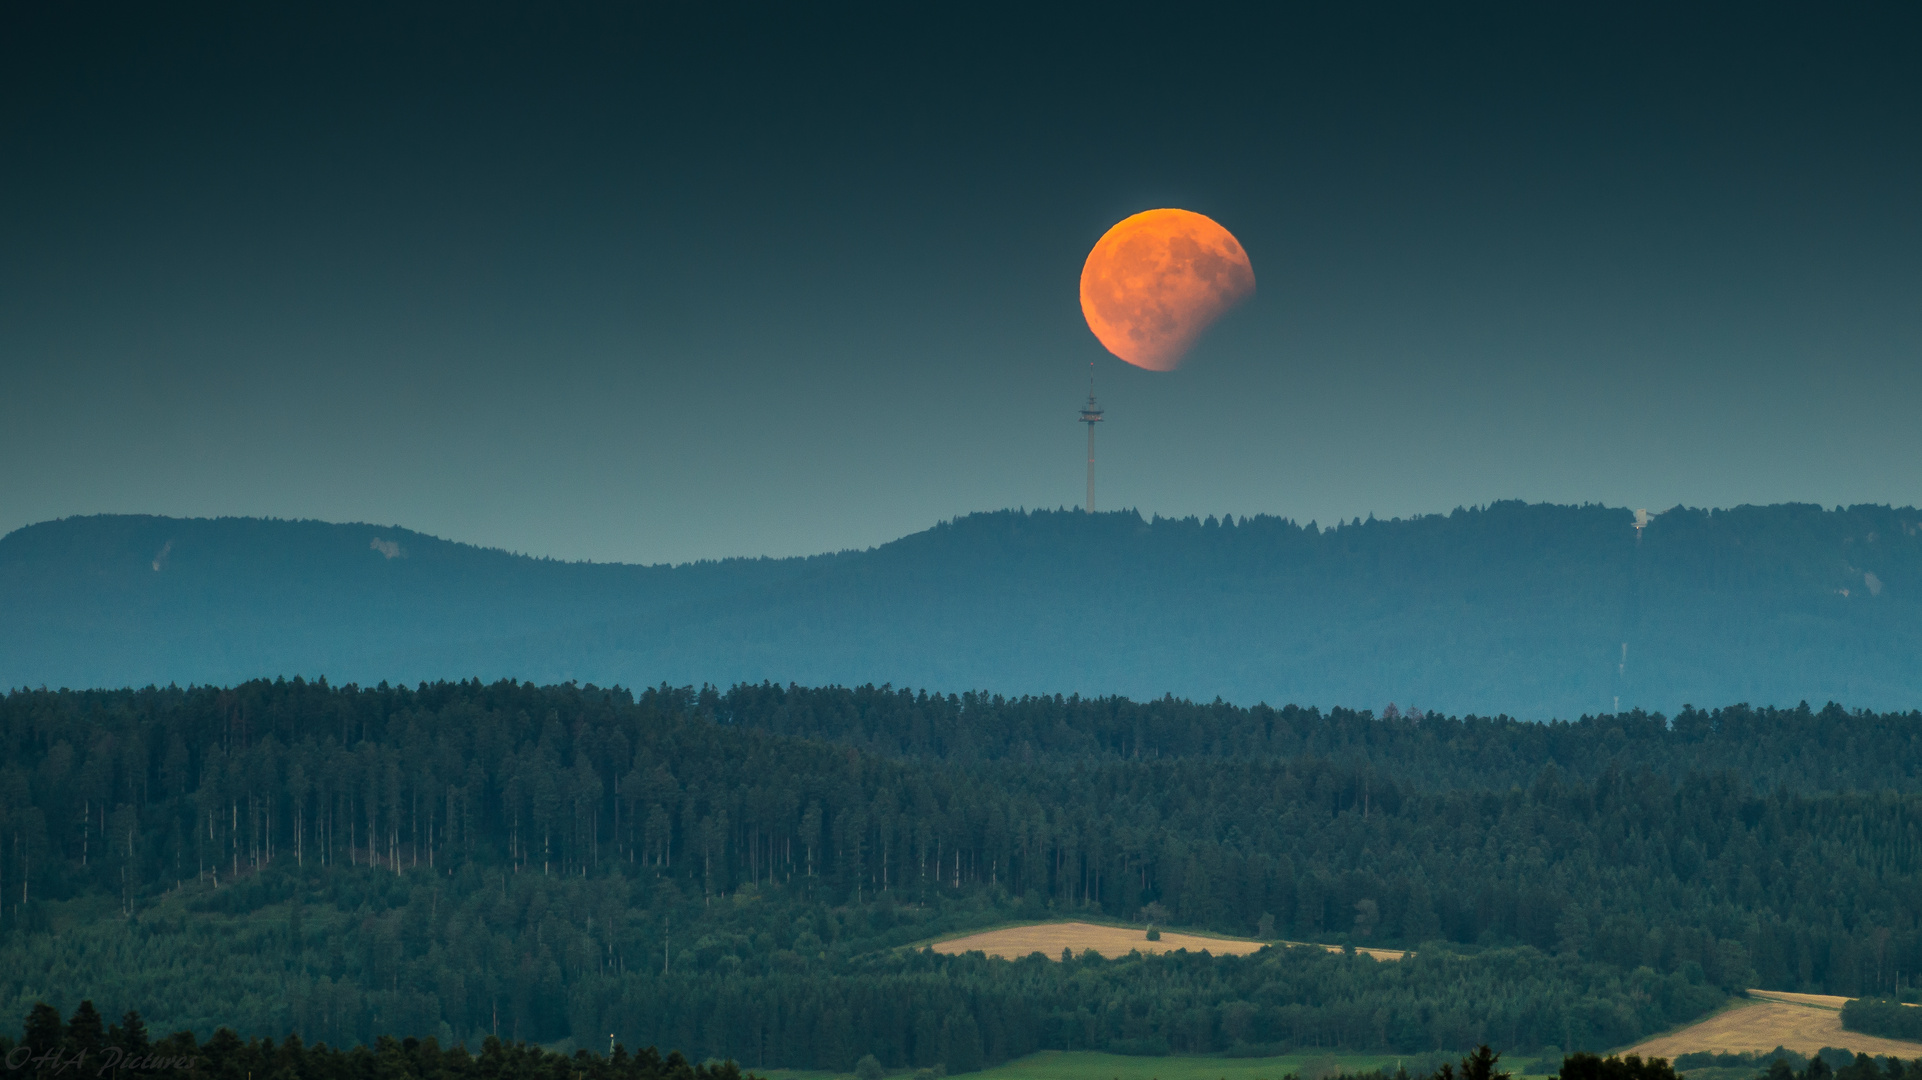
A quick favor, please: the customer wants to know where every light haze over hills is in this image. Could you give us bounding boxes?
[6,502,1920,719]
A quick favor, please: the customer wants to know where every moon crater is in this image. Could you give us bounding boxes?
[1079,208,1255,371]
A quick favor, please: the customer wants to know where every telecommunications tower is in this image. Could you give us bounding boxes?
[1079,362,1103,512]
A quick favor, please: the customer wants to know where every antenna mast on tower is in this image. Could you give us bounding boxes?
[1079,362,1104,512]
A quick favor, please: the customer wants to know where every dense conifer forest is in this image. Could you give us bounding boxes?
[1,680,1919,1067]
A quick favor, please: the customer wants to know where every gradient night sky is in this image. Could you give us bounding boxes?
[5,5,1920,565]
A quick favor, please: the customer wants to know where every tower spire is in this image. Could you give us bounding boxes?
[1078,361,1103,512]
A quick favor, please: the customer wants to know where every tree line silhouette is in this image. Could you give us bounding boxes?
[13,999,1919,1080]
[0,1000,747,1080]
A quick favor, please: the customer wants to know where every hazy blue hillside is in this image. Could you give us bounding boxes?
[4,503,1921,717]
[0,514,814,690]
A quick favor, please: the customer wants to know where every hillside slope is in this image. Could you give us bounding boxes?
[5,502,1922,716]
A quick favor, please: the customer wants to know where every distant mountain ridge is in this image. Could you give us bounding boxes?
[5,502,1921,717]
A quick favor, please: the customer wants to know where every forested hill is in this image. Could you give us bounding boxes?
[1,680,1918,1062]
[8,502,1922,717]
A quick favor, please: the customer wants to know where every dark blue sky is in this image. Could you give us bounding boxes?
[5,4,1920,563]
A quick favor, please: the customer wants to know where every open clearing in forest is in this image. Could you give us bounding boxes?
[1628,991,1922,1060]
[928,922,1408,962]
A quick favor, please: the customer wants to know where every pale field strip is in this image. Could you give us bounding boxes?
[1628,991,1922,1060]
[929,921,1408,962]
[1748,991,1853,1010]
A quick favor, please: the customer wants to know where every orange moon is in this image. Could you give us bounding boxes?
[1079,208,1255,371]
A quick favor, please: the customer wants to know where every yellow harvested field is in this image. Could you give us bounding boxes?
[928,921,1407,962]
[1627,993,1922,1060]
[932,921,1263,959]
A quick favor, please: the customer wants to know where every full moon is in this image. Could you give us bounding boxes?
[1079,208,1255,371]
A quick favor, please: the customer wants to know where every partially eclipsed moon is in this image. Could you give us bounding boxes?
[1079,208,1255,371]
